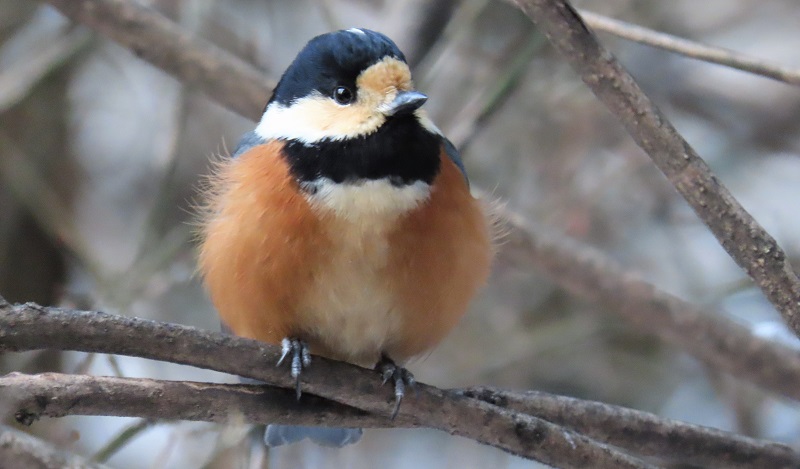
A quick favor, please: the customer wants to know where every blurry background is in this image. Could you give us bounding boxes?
[2,0,800,467]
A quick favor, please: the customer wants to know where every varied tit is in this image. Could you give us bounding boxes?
[198,27,493,447]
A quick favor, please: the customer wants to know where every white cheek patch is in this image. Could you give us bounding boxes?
[256,97,336,145]
[255,97,386,146]
[302,178,431,222]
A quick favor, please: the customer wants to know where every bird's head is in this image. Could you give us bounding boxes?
[255,28,437,144]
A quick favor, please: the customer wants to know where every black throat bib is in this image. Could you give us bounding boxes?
[281,115,441,187]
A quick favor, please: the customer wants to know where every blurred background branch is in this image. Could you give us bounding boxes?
[578,9,800,87]
[500,211,800,400]
[0,424,110,469]
[44,0,273,121]
[0,27,91,113]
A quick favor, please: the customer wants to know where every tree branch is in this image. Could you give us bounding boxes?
[578,9,800,87]
[1,373,398,429]
[464,387,800,469]
[4,370,799,468]
[42,0,273,121]
[511,0,800,337]
[0,302,656,469]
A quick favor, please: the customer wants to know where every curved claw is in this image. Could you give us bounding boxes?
[376,355,416,419]
[277,338,311,399]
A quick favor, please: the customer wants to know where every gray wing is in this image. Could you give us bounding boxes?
[231,130,266,158]
[442,137,469,186]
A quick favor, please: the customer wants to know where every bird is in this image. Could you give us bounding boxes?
[197,27,493,447]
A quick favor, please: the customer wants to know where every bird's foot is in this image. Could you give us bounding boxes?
[376,354,415,419]
[277,338,311,399]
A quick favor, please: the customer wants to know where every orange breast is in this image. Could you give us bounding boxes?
[198,141,328,345]
[384,152,493,360]
[198,143,492,365]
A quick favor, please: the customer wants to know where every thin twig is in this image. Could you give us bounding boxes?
[92,419,155,463]
[0,303,656,469]
[448,29,547,149]
[402,0,460,68]
[511,0,800,337]
[578,9,800,87]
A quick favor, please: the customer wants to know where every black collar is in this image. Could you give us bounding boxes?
[281,115,441,186]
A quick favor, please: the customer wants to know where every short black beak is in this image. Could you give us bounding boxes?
[384,91,428,116]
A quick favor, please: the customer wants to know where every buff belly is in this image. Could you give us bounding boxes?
[295,178,432,366]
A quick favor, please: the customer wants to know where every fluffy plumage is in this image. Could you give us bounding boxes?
[199,142,490,366]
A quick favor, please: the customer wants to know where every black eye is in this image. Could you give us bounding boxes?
[333,86,354,105]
